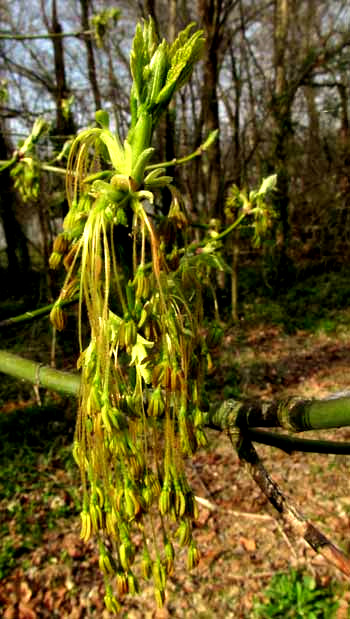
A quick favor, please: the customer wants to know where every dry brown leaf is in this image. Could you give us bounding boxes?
[19,603,36,619]
[61,532,83,558]
[239,537,257,553]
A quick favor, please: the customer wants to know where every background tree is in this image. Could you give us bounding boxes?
[2,0,350,312]
[0,118,30,292]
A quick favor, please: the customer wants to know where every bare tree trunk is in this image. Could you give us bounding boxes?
[269,0,293,290]
[337,83,350,196]
[80,0,102,111]
[141,0,157,21]
[0,121,30,293]
[197,0,223,219]
[303,0,319,157]
[231,229,239,322]
[304,85,320,154]
[48,0,75,141]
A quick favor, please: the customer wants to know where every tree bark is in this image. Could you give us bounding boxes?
[197,0,223,219]
[269,0,292,290]
[48,0,75,141]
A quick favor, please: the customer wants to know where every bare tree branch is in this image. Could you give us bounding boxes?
[232,432,350,578]
[0,30,93,41]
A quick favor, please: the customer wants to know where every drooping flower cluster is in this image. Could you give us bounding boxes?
[49,19,218,611]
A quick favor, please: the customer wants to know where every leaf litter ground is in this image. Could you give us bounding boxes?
[1,315,350,618]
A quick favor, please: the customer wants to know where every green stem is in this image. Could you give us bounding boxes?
[0,296,79,329]
[213,211,248,242]
[0,161,67,176]
[0,157,17,172]
[160,211,250,261]
[145,133,219,171]
[41,164,67,176]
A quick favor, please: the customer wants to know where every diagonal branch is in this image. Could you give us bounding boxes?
[0,296,78,329]
[231,431,350,578]
[2,53,56,95]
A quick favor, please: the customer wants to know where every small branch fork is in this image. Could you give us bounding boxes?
[230,430,350,578]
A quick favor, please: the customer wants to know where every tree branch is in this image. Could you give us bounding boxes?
[1,349,350,577]
[2,348,350,434]
[207,394,350,432]
[0,350,79,396]
[0,30,93,41]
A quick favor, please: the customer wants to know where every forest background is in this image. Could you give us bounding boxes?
[1,1,350,617]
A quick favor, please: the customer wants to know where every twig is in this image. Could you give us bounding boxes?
[195,495,276,521]
[145,130,219,171]
[195,496,217,511]
[41,164,67,175]
[227,509,274,521]
[0,30,94,40]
